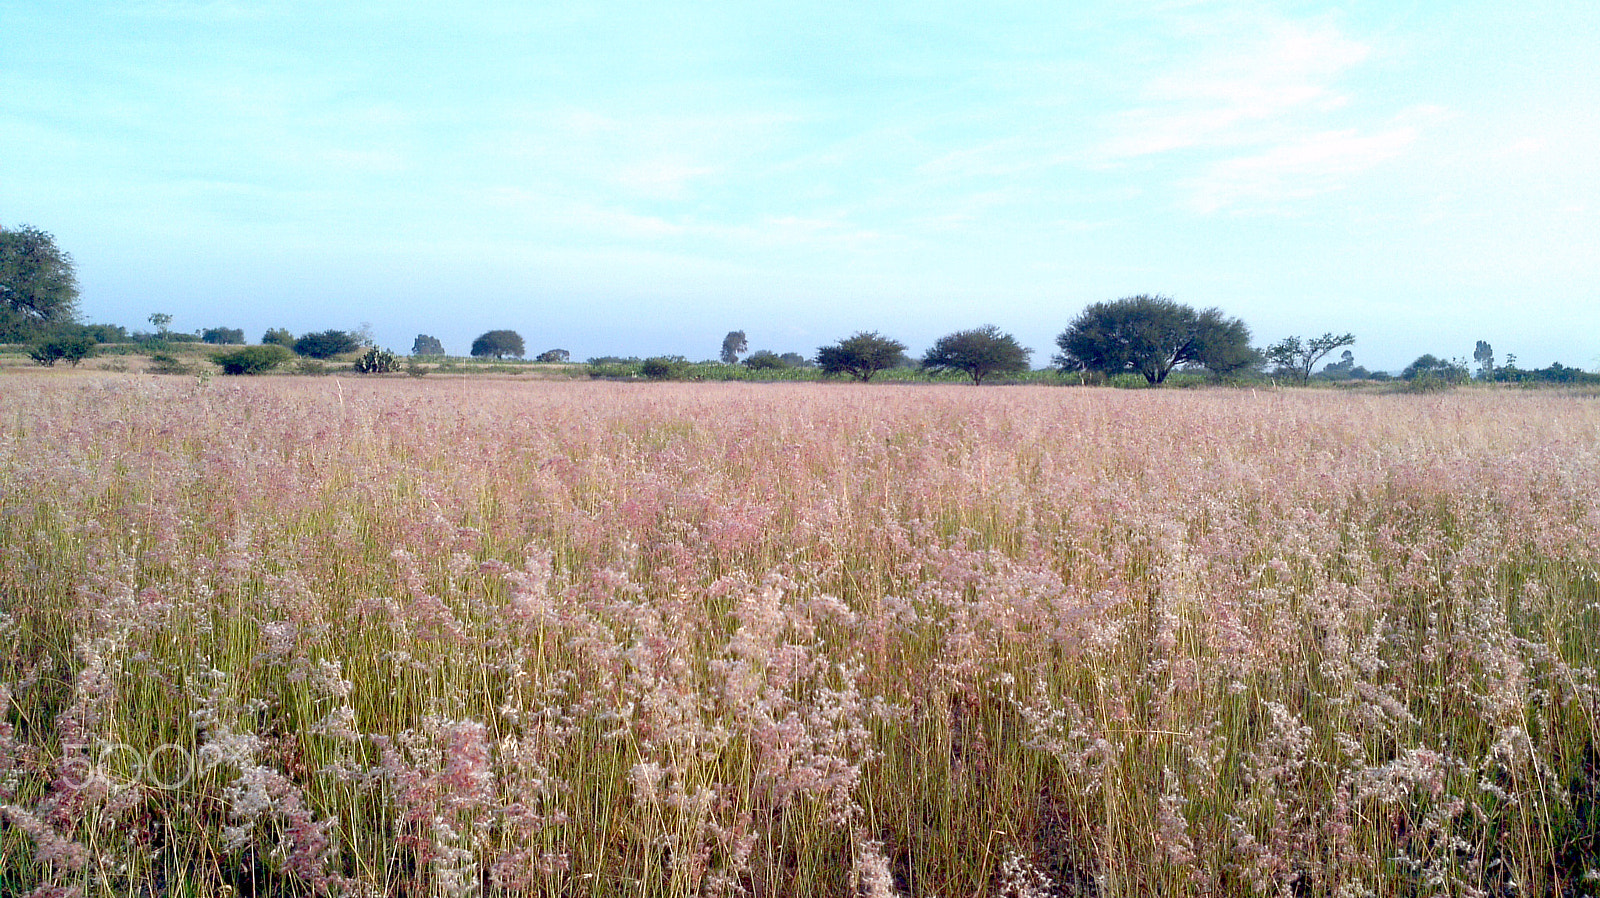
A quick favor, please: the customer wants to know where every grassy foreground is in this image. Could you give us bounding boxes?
[1,374,1598,897]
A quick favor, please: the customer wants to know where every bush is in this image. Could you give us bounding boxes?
[293,330,361,359]
[1401,372,1455,394]
[200,327,245,345]
[28,334,96,367]
[212,345,291,375]
[146,353,192,375]
[587,359,641,379]
[352,347,401,374]
[640,356,691,380]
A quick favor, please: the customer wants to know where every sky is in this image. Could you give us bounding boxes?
[3,0,1597,372]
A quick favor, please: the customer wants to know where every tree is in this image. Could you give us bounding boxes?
[77,323,128,343]
[742,350,790,370]
[1315,350,1357,380]
[1473,340,1495,380]
[535,349,571,363]
[816,331,907,382]
[201,327,245,345]
[1,224,80,341]
[1401,354,1469,383]
[263,328,295,347]
[29,333,96,367]
[921,325,1031,385]
[412,334,445,356]
[470,330,525,360]
[1055,295,1252,384]
[720,330,748,364]
[1264,332,1356,385]
[148,312,173,334]
[212,345,291,375]
[293,330,361,359]
[779,352,810,368]
[640,356,691,380]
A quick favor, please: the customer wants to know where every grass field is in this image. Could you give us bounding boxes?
[2,373,1598,897]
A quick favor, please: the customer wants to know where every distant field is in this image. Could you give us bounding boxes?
[2,374,1597,897]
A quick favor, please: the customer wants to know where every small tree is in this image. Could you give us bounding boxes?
[263,328,296,347]
[779,352,810,368]
[29,334,96,367]
[536,349,571,363]
[720,330,748,364]
[293,330,361,359]
[1473,340,1495,380]
[148,312,173,335]
[213,345,291,375]
[201,327,245,345]
[921,325,1031,385]
[470,330,525,360]
[412,334,445,356]
[816,332,907,382]
[1264,333,1356,385]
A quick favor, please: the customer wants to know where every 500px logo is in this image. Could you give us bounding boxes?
[58,742,222,792]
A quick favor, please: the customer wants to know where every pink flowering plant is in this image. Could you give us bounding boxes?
[1,374,1597,896]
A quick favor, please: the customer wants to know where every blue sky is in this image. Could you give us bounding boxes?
[3,0,1596,370]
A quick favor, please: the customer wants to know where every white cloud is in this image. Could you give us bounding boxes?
[1090,10,1437,213]
[615,160,717,200]
[1185,126,1418,213]
[1100,18,1373,159]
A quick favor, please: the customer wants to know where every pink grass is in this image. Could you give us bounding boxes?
[1,374,1597,896]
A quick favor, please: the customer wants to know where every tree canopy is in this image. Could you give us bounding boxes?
[201,327,245,345]
[412,334,445,356]
[1,224,80,341]
[1402,353,1469,383]
[263,328,296,347]
[1473,341,1495,379]
[921,325,1031,385]
[816,331,907,382]
[720,331,748,364]
[293,330,362,359]
[471,330,525,360]
[1055,296,1252,384]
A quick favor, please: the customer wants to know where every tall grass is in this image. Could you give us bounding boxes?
[1,374,1597,897]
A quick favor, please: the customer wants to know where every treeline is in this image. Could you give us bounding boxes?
[5,224,1596,385]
